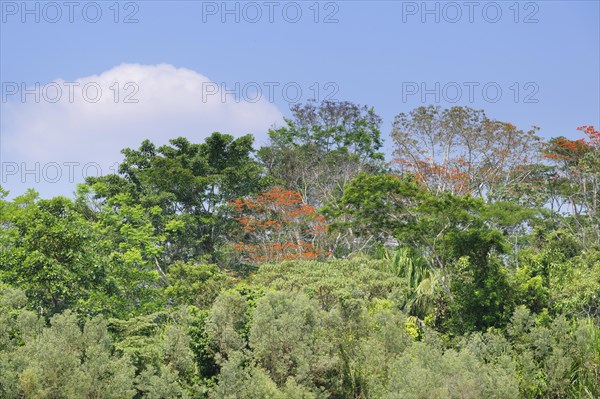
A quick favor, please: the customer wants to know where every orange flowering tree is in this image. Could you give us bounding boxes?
[543,126,599,165]
[543,126,600,246]
[229,186,329,265]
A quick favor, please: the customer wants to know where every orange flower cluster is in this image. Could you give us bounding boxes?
[230,186,329,265]
[543,138,590,161]
[542,126,599,183]
[542,126,599,163]
[578,125,600,146]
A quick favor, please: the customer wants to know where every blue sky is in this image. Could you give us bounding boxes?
[1,0,599,198]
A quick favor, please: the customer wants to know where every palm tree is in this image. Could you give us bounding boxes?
[386,247,437,320]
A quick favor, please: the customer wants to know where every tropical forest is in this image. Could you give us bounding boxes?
[1,102,599,398]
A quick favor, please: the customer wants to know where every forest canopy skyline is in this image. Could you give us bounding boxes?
[1,101,598,398]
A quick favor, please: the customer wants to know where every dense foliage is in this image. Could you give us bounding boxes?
[1,103,598,398]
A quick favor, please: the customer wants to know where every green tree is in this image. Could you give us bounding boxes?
[163,261,230,308]
[386,338,518,399]
[329,173,487,296]
[86,133,267,264]
[92,193,167,317]
[450,255,514,333]
[3,310,136,399]
[249,291,333,387]
[331,173,516,331]
[507,306,600,398]
[259,100,384,207]
[0,192,106,315]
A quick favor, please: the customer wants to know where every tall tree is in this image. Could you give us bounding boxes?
[86,133,268,264]
[259,100,384,207]
[92,193,167,317]
[543,125,600,247]
[391,106,540,200]
[329,173,508,307]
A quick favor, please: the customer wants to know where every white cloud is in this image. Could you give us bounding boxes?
[1,63,284,197]
[2,63,284,166]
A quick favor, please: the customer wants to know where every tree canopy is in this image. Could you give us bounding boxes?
[1,103,598,398]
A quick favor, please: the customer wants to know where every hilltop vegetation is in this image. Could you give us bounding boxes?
[1,102,599,398]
